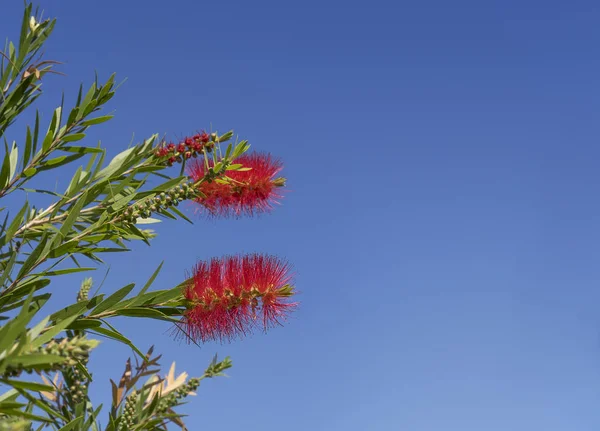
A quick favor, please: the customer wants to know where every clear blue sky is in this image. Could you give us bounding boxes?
[2,0,600,429]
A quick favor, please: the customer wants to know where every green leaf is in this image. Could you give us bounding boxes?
[150,175,187,193]
[56,417,84,431]
[91,326,145,358]
[2,379,53,392]
[90,283,135,315]
[48,239,78,258]
[23,126,33,169]
[218,130,234,142]
[113,307,177,322]
[77,83,96,121]
[41,106,62,152]
[0,252,17,290]
[139,261,163,296]
[141,287,184,306]
[61,133,86,143]
[0,401,25,409]
[0,141,11,189]
[59,191,87,238]
[5,354,65,368]
[168,205,193,224]
[2,201,28,246]
[61,146,104,154]
[32,111,40,156]
[17,233,49,278]
[14,387,68,422]
[81,115,113,126]
[67,318,102,330]
[0,407,54,423]
[96,147,135,179]
[48,301,90,325]
[135,217,161,225]
[32,307,88,347]
[8,142,18,182]
[44,267,95,276]
[22,167,36,177]
[0,389,18,404]
[37,153,85,172]
[0,290,51,315]
[28,316,50,340]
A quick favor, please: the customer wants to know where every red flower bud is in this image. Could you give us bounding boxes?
[199,131,210,143]
[181,254,296,343]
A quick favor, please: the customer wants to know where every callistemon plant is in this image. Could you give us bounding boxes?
[0,4,298,430]
[182,254,296,342]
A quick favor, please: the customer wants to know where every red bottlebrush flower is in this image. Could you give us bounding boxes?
[181,254,296,343]
[177,143,186,153]
[187,152,285,217]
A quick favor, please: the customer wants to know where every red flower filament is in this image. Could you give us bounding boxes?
[187,152,285,217]
[181,254,296,343]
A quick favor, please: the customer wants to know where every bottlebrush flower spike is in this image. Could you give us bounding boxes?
[187,152,285,217]
[181,254,296,343]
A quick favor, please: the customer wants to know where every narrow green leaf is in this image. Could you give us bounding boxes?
[168,206,193,224]
[218,130,234,142]
[113,307,177,322]
[44,267,95,276]
[17,4,30,52]
[135,217,161,225]
[59,191,87,238]
[61,133,86,143]
[77,83,96,120]
[2,379,53,392]
[3,201,28,245]
[95,147,135,179]
[47,301,90,329]
[56,416,84,431]
[0,141,11,189]
[32,311,86,347]
[90,283,135,315]
[0,252,17,289]
[8,142,18,182]
[0,388,18,404]
[139,261,163,296]
[62,146,103,154]
[41,107,61,152]
[37,153,85,172]
[67,318,102,330]
[0,407,54,423]
[32,111,40,156]
[0,293,36,353]
[91,326,145,358]
[22,126,33,169]
[81,115,113,126]
[28,316,50,340]
[17,233,49,279]
[16,388,68,423]
[5,353,66,368]
[22,167,36,177]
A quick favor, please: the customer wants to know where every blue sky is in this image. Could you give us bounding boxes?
[2,0,600,429]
